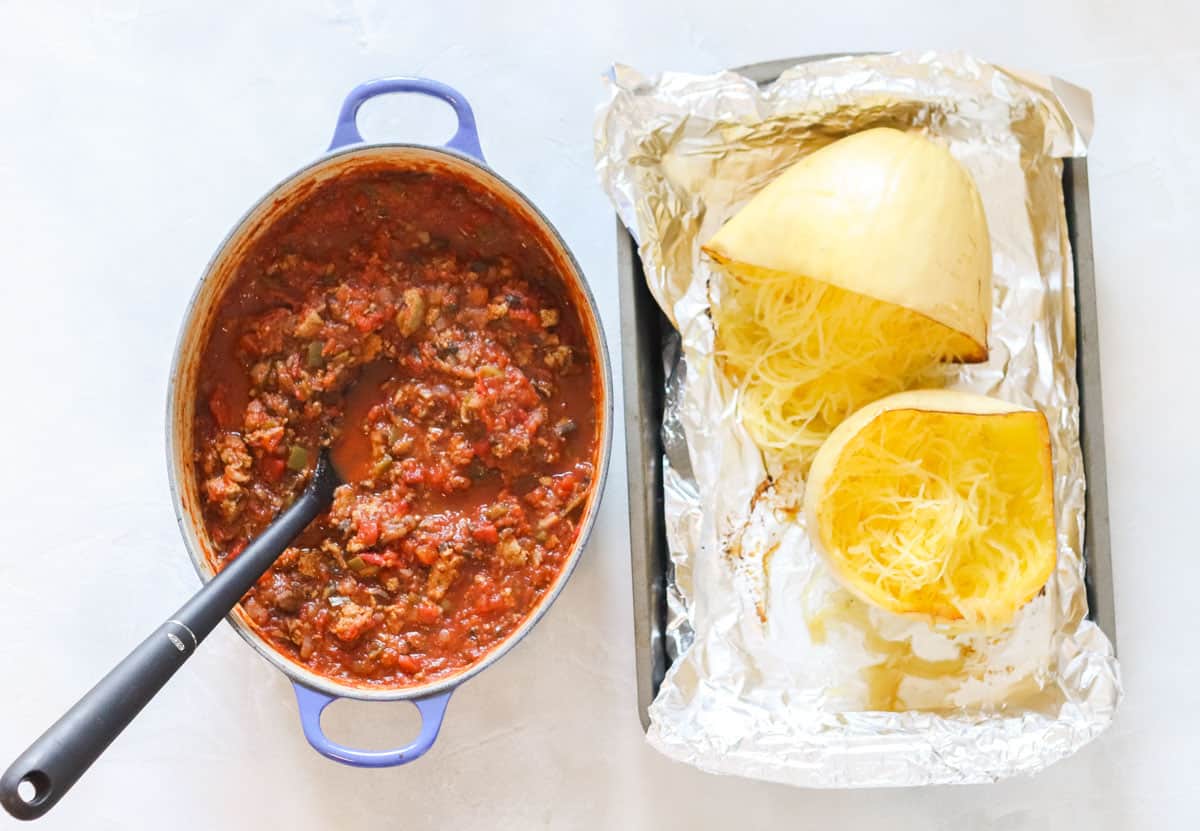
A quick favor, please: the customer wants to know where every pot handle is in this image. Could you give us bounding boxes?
[328,76,484,161]
[292,683,452,767]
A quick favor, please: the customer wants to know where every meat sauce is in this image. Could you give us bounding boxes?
[192,164,600,687]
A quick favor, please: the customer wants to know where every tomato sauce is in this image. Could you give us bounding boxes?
[192,164,600,687]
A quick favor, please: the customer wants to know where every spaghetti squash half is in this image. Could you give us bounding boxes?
[803,390,1056,627]
[702,128,992,467]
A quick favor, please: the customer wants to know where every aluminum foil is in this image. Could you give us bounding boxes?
[595,52,1121,787]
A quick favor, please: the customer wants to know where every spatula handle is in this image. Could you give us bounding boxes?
[0,454,339,820]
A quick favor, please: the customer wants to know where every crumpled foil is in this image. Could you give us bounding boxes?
[595,52,1121,787]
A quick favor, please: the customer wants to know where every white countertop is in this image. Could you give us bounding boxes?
[1,1,1196,828]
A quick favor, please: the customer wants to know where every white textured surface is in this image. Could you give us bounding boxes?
[0,1,1195,829]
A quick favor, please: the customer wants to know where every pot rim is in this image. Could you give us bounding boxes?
[165,141,613,702]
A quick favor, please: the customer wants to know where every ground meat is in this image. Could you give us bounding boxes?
[543,345,573,370]
[296,548,324,579]
[426,554,464,602]
[215,434,252,482]
[203,474,242,521]
[329,602,377,643]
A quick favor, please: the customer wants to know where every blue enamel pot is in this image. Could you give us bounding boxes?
[166,78,612,768]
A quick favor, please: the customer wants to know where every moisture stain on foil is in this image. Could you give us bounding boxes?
[804,592,970,713]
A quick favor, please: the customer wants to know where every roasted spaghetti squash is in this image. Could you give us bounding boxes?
[702,128,992,467]
[803,390,1057,626]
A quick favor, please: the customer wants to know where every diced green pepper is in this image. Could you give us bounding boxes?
[287,445,309,471]
[306,341,324,368]
[346,556,379,578]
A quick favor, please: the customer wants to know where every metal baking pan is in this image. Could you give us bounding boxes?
[616,56,1117,730]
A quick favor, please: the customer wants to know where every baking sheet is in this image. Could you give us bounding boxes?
[601,53,1121,786]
